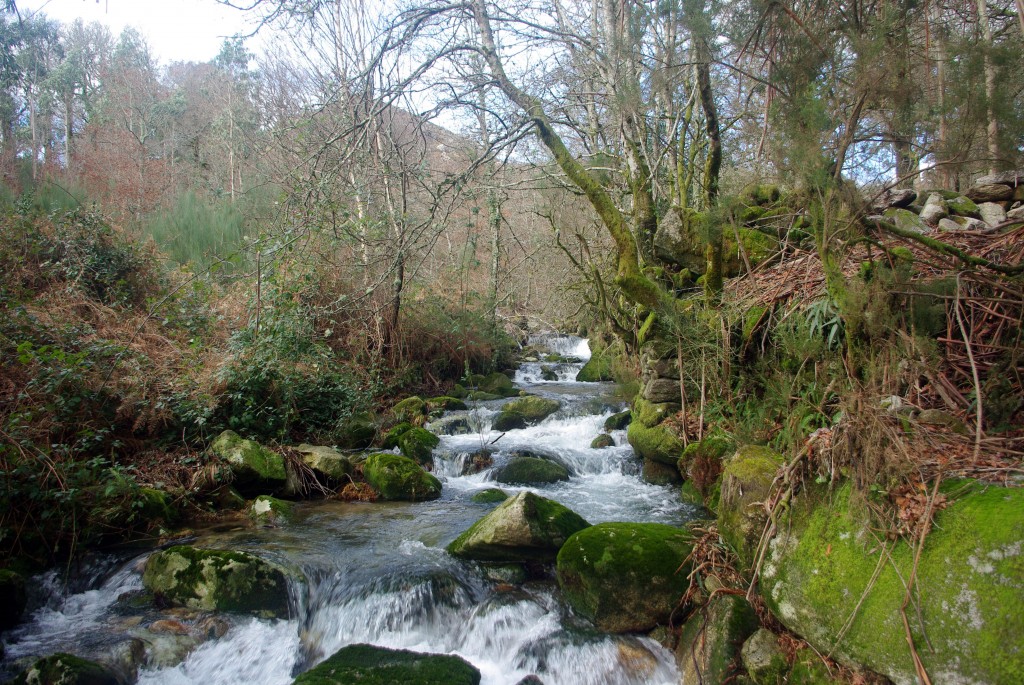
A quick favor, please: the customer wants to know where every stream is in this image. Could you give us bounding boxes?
[1,335,698,685]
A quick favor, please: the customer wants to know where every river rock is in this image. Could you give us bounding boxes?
[427,396,468,412]
[966,183,1014,203]
[540,365,558,381]
[604,410,632,431]
[249,495,294,525]
[471,488,509,504]
[363,453,442,501]
[493,456,570,485]
[392,396,427,423]
[295,444,352,481]
[576,352,614,382]
[717,445,783,567]
[502,396,561,424]
[641,458,681,485]
[465,371,518,398]
[978,201,1007,228]
[397,426,441,465]
[679,434,735,497]
[491,412,527,432]
[293,643,481,685]
[557,522,694,633]
[627,420,682,466]
[337,412,377,449]
[9,653,120,685]
[142,545,290,617]
[0,569,27,630]
[760,481,1024,685]
[427,414,473,436]
[209,430,287,495]
[591,433,615,449]
[676,594,758,685]
[741,629,789,685]
[381,422,414,449]
[447,491,590,562]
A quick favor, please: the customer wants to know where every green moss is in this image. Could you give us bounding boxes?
[137,487,179,526]
[591,434,615,449]
[556,522,694,632]
[293,644,481,685]
[761,482,1024,685]
[742,305,769,342]
[466,391,502,401]
[604,410,632,431]
[141,545,289,617]
[638,312,658,345]
[392,396,427,422]
[491,411,527,432]
[10,653,118,685]
[627,420,682,465]
[717,445,783,566]
[502,396,561,423]
[250,495,293,525]
[427,396,468,411]
[788,649,832,685]
[945,194,981,217]
[363,453,441,501]
[466,372,517,398]
[632,398,673,428]
[210,430,287,488]
[471,488,509,504]
[397,427,441,465]
[576,353,614,382]
[642,458,681,485]
[493,456,569,485]
[338,412,377,449]
[741,629,789,685]
[680,480,704,507]
[676,594,758,684]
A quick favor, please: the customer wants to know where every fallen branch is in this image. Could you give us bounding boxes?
[867,217,1024,276]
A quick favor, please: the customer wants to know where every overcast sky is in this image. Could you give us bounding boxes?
[18,0,260,64]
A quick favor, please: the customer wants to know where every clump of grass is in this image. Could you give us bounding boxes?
[142,192,251,274]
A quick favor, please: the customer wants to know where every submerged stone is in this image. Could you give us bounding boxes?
[292,643,481,685]
[10,653,119,685]
[363,453,442,501]
[142,545,290,618]
[556,522,694,633]
[447,491,590,562]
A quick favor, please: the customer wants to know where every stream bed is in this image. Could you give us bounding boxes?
[1,335,698,685]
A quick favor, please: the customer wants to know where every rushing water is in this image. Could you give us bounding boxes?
[1,335,696,685]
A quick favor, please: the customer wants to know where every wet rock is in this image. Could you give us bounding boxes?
[465,371,518,398]
[293,643,481,684]
[604,410,632,431]
[501,396,561,424]
[9,653,120,685]
[0,569,27,630]
[470,488,508,504]
[760,481,1024,685]
[717,445,783,567]
[591,433,615,449]
[397,427,440,465]
[480,564,527,585]
[249,495,294,525]
[514,677,544,685]
[966,183,1015,203]
[100,638,146,684]
[459,449,494,475]
[627,420,682,466]
[428,415,473,436]
[641,458,681,485]
[427,396,468,412]
[142,545,290,617]
[540,366,558,381]
[491,412,527,432]
[576,353,614,382]
[447,491,590,562]
[676,594,758,684]
[557,522,694,633]
[363,453,442,501]
[741,629,788,685]
[294,444,353,482]
[493,456,570,485]
[209,430,287,495]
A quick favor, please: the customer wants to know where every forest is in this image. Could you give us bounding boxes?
[0,0,1022,684]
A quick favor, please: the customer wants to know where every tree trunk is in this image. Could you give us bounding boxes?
[977,0,1000,174]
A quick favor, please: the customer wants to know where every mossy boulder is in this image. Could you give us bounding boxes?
[471,488,509,504]
[591,434,615,449]
[493,456,570,485]
[295,444,353,481]
[293,643,481,685]
[392,396,427,423]
[502,396,561,423]
[576,354,614,382]
[741,629,788,685]
[10,653,119,685]
[604,410,632,431]
[363,453,442,501]
[723,227,778,275]
[397,427,441,465]
[760,481,1024,685]
[627,421,683,466]
[447,491,590,562]
[466,391,503,401]
[540,366,558,381]
[491,412,527,432]
[675,594,758,685]
[338,412,377,449]
[946,194,981,217]
[381,422,414,449]
[427,396,468,412]
[556,522,694,633]
[632,398,676,428]
[788,649,833,685]
[250,495,294,525]
[209,430,287,495]
[884,207,929,234]
[142,545,289,617]
[717,445,783,567]
[679,434,735,496]
[0,569,27,630]
[465,372,517,398]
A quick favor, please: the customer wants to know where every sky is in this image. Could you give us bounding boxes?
[18,0,260,64]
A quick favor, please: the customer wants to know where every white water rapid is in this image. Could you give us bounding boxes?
[1,335,697,685]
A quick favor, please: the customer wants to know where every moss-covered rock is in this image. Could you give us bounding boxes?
[0,569,27,630]
[338,412,377,449]
[556,522,694,633]
[576,354,614,382]
[945,194,982,218]
[788,649,833,685]
[294,444,353,482]
[723,227,778,275]
[717,445,783,567]
[466,391,503,401]
[427,396,468,412]
[447,491,590,562]
[293,643,481,685]
[381,422,415,449]
[540,366,558,381]
[465,372,518,398]
[591,434,615,449]
[884,207,929,234]
[675,594,758,685]
[679,434,735,496]
[491,412,527,432]
[209,430,288,495]
[397,427,441,465]
[142,545,289,617]
[363,453,442,501]
[249,495,294,525]
[627,421,683,466]
[493,456,570,485]
[604,410,632,431]
[741,629,788,685]
[392,396,427,423]
[760,482,1024,685]
[10,653,119,685]
[502,396,561,423]
[680,480,705,507]
[632,398,675,428]
[471,488,509,504]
